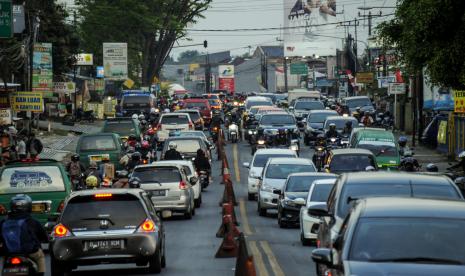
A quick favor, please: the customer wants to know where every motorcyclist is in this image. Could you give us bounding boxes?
[126,152,142,172]
[0,194,48,276]
[449,151,465,172]
[211,112,223,129]
[148,108,159,123]
[163,142,183,160]
[275,129,289,146]
[398,136,412,157]
[85,175,99,189]
[342,121,353,135]
[361,111,374,127]
[140,140,152,163]
[325,123,339,139]
[314,134,327,148]
[126,134,138,148]
[400,156,420,172]
[352,107,362,121]
[119,147,135,168]
[193,149,211,179]
[85,161,101,183]
[112,170,130,188]
[66,154,85,183]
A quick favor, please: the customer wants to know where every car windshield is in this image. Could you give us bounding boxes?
[167,139,201,153]
[0,166,65,194]
[186,112,200,121]
[286,175,335,192]
[185,102,207,110]
[324,119,358,130]
[122,96,150,107]
[80,136,116,151]
[103,121,136,136]
[161,115,189,124]
[178,132,205,139]
[309,112,337,123]
[357,141,398,157]
[294,101,324,110]
[260,115,295,125]
[132,167,181,183]
[338,183,460,217]
[309,183,335,204]
[329,155,376,172]
[350,217,465,264]
[346,98,372,108]
[253,154,295,167]
[265,164,315,179]
[246,101,272,110]
[61,194,146,231]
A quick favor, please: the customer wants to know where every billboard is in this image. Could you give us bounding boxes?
[218,65,234,78]
[103,43,128,80]
[10,92,44,112]
[284,0,338,57]
[32,43,53,96]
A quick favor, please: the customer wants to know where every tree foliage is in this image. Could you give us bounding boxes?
[377,0,465,89]
[77,0,211,86]
[178,50,201,63]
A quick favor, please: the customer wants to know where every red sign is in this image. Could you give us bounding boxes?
[219,78,235,94]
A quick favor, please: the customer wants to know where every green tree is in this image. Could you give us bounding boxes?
[77,0,211,86]
[377,0,465,89]
[178,50,200,63]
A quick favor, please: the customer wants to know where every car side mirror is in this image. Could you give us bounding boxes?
[190,176,198,185]
[258,176,263,180]
[243,162,250,168]
[273,189,282,195]
[311,248,334,266]
[294,198,306,205]
[308,203,330,217]
[289,107,294,111]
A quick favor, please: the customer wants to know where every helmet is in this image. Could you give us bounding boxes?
[116,170,129,179]
[71,154,80,162]
[86,175,98,188]
[169,142,177,150]
[10,194,32,215]
[459,151,465,160]
[140,120,147,126]
[330,104,336,110]
[150,108,157,114]
[132,114,139,120]
[141,140,150,149]
[248,114,255,120]
[129,177,141,189]
[329,123,336,130]
[398,136,408,147]
[426,163,438,172]
[139,114,145,121]
[128,134,137,141]
[365,166,376,171]
[278,128,286,135]
[356,106,361,111]
[147,129,155,136]
[345,121,353,128]
[131,152,142,161]
[89,161,98,169]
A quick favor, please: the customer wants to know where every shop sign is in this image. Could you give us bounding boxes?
[53,82,75,94]
[356,72,374,84]
[454,90,465,113]
[0,108,11,124]
[10,92,44,112]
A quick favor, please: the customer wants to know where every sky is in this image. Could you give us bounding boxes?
[171,0,397,59]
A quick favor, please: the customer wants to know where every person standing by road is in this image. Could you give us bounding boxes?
[26,133,43,159]
[16,136,27,160]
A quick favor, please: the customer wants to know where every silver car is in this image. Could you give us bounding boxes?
[257,158,316,216]
[132,163,196,219]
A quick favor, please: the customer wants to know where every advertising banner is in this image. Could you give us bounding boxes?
[356,72,374,84]
[219,78,235,93]
[283,0,337,57]
[388,83,406,95]
[75,53,93,66]
[0,108,11,125]
[10,92,44,112]
[53,82,75,94]
[103,43,128,80]
[454,90,465,113]
[32,43,53,96]
[218,65,234,78]
[0,0,12,38]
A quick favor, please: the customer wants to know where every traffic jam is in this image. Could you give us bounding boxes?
[1,89,465,276]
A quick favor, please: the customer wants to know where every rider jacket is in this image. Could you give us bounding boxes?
[164,149,183,160]
[194,154,211,172]
[211,116,223,128]
[325,130,339,139]
[0,213,48,254]
[342,127,353,136]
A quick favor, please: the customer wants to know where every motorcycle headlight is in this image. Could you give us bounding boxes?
[330,138,336,143]
[258,140,265,145]
[317,147,324,151]
[290,145,298,151]
[248,130,253,135]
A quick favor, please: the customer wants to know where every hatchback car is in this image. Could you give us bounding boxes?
[257,158,316,216]
[324,149,377,174]
[156,113,194,142]
[303,110,339,145]
[313,197,465,276]
[132,163,196,219]
[161,137,210,161]
[50,189,166,275]
[276,172,336,228]
[183,99,212,126]
[243,149,297,201]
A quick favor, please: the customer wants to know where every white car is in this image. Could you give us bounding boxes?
[299,178,336,245]
[156,113,194,142]
[155,160,202,208]
[243,149,297,201]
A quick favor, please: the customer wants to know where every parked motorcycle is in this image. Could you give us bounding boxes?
[2,255,38,276]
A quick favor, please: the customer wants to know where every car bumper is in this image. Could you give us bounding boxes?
[301,212,320,240]
[51,233,158,264]
[248,177,259,194]
[151,194,191,212]
[259,190,279,209]
[279,205,301,224]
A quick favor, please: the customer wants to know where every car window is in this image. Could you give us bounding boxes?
[286,175,335,192]
[253,154,295,167]
[167,140,201,153]
[132,167,181,183]
[309,183,335,204]
[294,101,324,110]
[61,194,146,231]
[413,184,461,199]
[260,115,295,125]
[186,112,200,121]
[161,115,189,124]
[122,96,151,107]
[103,121,136,136]
[346,98,372,108]
[265,164,315,179]
[330,155,376,172]
[309,113,337,123]
[324,119,358,130]
[0,166,65,194]
[178,132,205,139]
[80,136,116,151]
[183,165,192,176]
[357,141,398,157]
[185,102,208,110]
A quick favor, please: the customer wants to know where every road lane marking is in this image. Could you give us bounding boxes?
[249,241,270,276]
[260,241,285,276]
[232,143,241,183]
[239,198,253,235]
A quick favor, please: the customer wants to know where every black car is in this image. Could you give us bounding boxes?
[312,197,465,276]
[50,189,167,275]
[303,110,339,145]
[257,112,299,144]
[310,172,463,276]
[275,172,336,228]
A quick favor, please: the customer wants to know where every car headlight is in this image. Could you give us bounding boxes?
[261,185,274,193]
[258,140,265,145]
[330,138,336,143]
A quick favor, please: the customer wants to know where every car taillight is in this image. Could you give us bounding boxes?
[179,180,188,190]
[0,204,7,215]
[56,201,65,213]
[137,218,157,233]
[188,123,193,130]
[142,159,148,164]
[9,257,22,265]
[53,224,71,238]
[157,124,162,131]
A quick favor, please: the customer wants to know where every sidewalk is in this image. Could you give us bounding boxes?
[37,120,102,134]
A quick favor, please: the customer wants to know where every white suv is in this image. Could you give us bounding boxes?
[156,113,194,142]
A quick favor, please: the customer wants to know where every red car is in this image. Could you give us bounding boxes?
[183,99,212,126]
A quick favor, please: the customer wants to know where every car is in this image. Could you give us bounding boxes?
[340,96,375,114]
[50,189,166,275]
[323,116,359,145]
[119,91,157,116]
[76,133,124,169]
[290,100,325,130]
[312,197,465,276]
[303,110,339,145]
[255,106,284,121]
[243,149,298,200]
[300,179,336,246]
[312,172,464,274]
[244,96,273,111]
[156,113,194,142]
[324,149,378,174]
[183,99,212,126]
[275,172,336,228]
[176,130,213,147]
[350,128,400,170]
[102,117,141,141]
[132,163,196,219]
[206,98,222,111]
[257,158,316,216]
[181,109,204,130]
[161,136,211,161]
[257,112,300,148]
[0,159,72,228]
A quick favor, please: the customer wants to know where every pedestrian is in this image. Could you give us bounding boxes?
[17,136,26,160]
[26,133,43,159]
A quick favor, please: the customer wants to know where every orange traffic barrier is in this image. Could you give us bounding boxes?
[216,203,240,237]
[235,233,257,276]
[215,215,239,258]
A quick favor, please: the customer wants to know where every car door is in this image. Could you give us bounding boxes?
[318,180,338,248]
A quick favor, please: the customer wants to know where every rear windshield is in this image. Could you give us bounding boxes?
[253,154,295,167]
[0,166,65,194]
[79,136,116,151]
[357,141,398,158]
[167,140,201,153]
[161,115,189,124]
[330,155,376,172]
[309,183,335,203]
[185,102,208,110]
[132,167,181,183]
[246,101,272,110]
[260,115,295,125]
[294,101,324,110]
[309,112,338,123]
[186,112,200,121]
[265,164,315,179]
[286,175,336,192]
[103,121,136,136]
[346,98,372,108]
[62,194,146,231]
[122,96,150,107]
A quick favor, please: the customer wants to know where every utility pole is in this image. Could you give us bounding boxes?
[203,40,210,94]
[284,57,289,93]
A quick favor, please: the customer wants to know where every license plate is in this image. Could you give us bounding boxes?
[85,240,123,251]
[31,203,45,213]
[3,266,29,274]
[89,154,109,162]
[152,190,166,196]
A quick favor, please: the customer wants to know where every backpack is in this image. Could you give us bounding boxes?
[69,162,81,176]
[2,218,36,253]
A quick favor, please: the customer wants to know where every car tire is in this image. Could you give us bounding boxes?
[301,231,312,246]
[248,193,255,201]
[184,205,193,220]
[195,195,201,208]
[161,243,167,268]
[50,256,68,276]
[148,248,162,274]
[278,212,286,228]
[258,202,267,217]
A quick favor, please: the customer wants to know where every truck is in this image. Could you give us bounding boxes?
[288,89,321,107]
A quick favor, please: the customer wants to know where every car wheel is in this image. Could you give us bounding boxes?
[148,248,162,274]
[278,212,286,228]
[161,243,166,268]
[301,231,312,246]
[192,201,196,216]
[248,193,255,201]
[50,256,68,276]
[195,195,201,208]
[184,206,193,220]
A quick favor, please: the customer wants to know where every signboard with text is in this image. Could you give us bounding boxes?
[0,108,11,125]
[32,43,53,96]
[219,78,235,93]
[454,90,465,113]
[218,65,234,78]
[75,53,93,66]
[388,83,406,95]
[356,72,374,84]
[290,63,308,75]
[53,82,75,94]
[0,0,12,38]
[103,43,128,80]
[10,92,44,112]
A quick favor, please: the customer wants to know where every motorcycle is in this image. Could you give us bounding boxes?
[2,255,38,276]
[327,137,340,149]
[340,134,350,148]
[312,145,327,172]
[399,156,420,172]
[210,126,220,143]
[199,170,209,190]
[229,122,239,143]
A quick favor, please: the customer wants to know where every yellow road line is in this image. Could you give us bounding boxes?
[232,143,241,183]
[249,241,270,276]
[239,198,253,235]
[260,241,285,276]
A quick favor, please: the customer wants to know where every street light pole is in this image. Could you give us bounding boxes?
[284,57,289,92]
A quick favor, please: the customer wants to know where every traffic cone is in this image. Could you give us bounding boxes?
[222,167,231,184]
[215,215,239,258]
[225,178,238,206]
[223,202,239,226]
[235,233,256,276]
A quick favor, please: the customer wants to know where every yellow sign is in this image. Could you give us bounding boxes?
[10,92,44,112]
[153,76,160,84]
[123,78,135,89]
[356,72,374,84]
[454,90,465,113]
[189,63,200,72]
[437,120,447,144]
